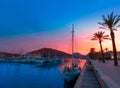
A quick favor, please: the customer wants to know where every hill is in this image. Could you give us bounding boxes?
[26,48,71,58]
[73,53,87,59]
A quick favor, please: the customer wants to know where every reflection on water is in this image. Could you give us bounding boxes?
[0,59,86,88]
[64,77,78,88]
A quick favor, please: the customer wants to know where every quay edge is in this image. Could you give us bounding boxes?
[92,62,119,88]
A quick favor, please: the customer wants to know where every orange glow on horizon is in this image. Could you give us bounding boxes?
[60,30,120,55]
[0,30,120,55]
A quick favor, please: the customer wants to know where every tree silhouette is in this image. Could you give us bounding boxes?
[105,48,108,52]
[89,48,96,60]
[98,12,120,66]
[91,31,110,63]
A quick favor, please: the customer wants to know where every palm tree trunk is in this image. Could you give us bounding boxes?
[99,40,105,63]
[110,30,118,66]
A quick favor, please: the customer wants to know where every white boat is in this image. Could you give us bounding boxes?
[63,67,80,82]
[36,60,44,67]
[63,24,81,82]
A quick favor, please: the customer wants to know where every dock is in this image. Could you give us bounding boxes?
[74,60,120,88]
[80,68,101,88]
[74,63,101,88]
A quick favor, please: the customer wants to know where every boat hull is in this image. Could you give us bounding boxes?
[63,69,80,82]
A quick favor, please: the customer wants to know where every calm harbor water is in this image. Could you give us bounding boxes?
[0,59,86,88]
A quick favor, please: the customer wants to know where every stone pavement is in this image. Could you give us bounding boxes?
[92,60,120,88]
[74,64,101,88]
[81,67,101,88]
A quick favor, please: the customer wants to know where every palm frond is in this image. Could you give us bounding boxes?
[113,29,117,31]
[102,15,107,22]
[99,12,120,30]
[116,24,120,28]
[103,35,109,37]
[98,22,106,27]
[98,27,106,29]
[91,38,98,40]
[91,31,110,42]
[103,38,111,40]
[113,15,120,27]
[109,12,114,20]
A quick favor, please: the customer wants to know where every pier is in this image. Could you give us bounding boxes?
[74,60,120,88]
[74,63,101,88]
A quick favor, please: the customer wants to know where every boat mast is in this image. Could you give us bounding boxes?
[72,24,74,61]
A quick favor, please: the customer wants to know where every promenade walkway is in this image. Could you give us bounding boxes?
[92,60,120,88]
[80,68,101,88]
[74,64,101,88]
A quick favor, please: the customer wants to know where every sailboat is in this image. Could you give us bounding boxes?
[63,24,81,82]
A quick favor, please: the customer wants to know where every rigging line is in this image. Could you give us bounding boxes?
[72,24,78,53]
[68,24,77,55]
[68,32,72,54]
[74,27,77,53]
[72,24,74,56]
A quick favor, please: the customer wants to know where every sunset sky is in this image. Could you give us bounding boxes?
[0,0,120,55]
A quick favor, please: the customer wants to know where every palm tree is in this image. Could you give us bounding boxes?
[91,31,110,63]
[98,12,120,66]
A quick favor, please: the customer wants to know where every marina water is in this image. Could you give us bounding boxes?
[0,59,86,88]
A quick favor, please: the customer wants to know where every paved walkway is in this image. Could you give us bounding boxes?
[81,66,101,88]
[92,60,120,88]
[74,64,101,88]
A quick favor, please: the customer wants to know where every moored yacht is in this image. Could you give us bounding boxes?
[63,24,81,82]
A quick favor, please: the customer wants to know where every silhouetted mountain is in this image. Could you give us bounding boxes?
[73,53,86,59]
[26,48,71,58]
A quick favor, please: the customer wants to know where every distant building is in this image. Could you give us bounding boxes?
[0,52,21,59]
[117,52,120,59]
[23,53,42,59]
[106,51,120,59]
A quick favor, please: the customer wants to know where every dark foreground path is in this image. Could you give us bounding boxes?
[81,67,101,88]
